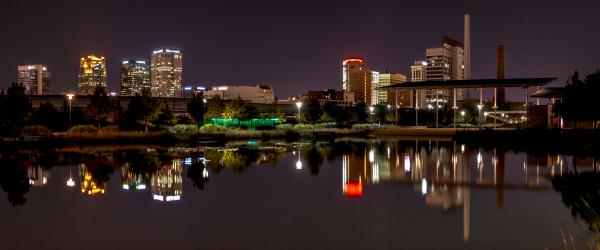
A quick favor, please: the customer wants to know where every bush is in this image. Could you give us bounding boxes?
[200,124,226,133]
[99,125,120,134]
[169,124,198,134]
[276,124,293,130]
[67,125,98,134]
[20,125,51,136]
[352,124,373,129]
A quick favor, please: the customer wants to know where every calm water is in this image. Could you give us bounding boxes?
[0,139,598,249]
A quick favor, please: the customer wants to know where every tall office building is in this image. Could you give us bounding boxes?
[151,49,182,97]
[77,55,107,95]
[411,37,466,108]
[372,72,407,106]
[342,58,372,104]
[120,59,151,96]
[17,65,51,95]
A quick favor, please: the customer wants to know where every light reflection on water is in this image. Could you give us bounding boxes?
[0,139,599,249]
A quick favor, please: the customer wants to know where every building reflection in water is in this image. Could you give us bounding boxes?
[151,159,183,202]
[340,140,575,242]
[121,162,148,191]
[26,165,50,187]
[79,164,105,195]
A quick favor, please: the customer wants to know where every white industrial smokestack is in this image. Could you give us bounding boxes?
[464,14,471,80]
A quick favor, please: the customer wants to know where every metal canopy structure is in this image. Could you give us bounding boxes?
[377,78,556,90]
[530,87,565,98]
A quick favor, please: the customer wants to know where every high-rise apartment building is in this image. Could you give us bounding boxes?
[151,49,182,97]
[77,55,107,95]
[17,64,51,95]
[120,59,151,96]
[411,37,466,108]
[342,58,372,104]
[372,72,406,106]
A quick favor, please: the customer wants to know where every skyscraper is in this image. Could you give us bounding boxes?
[151,49,182,97]
[120,59,150,96]
[77,55,107,95]
[411,37,466,108]
[342,58,372,104]
[17,64,51,95]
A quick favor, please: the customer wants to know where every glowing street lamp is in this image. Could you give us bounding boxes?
[295,101,303,121]
[477,104,483,128]
[66,94,74,128]
[369,106,375,126]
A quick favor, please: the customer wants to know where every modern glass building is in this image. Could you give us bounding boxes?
[77,55,107,95]
[17,64,52,95]
[151,49,182,97]
[120,59,150,96]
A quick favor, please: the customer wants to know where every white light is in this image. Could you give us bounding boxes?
[137,184,146,190]
[404,156,411,172]
[460,111,466,116]
[421,179,428,195]
[122,184,129,190]
[461,144,465,153]
[122,60,129,64]
[296,102,303,108]
[66,177,75,187]
[184,87,192,91]
[421,61,428,66]
[153,195,164,201]
[136,60,146,64]
[477,104,483,110]
[42,177,47,185]
[66,94,74,100]
[369,149,374,163]
[217,86,228,90]
[296,160,303,169]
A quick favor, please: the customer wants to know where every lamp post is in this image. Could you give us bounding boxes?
[369,106,375,126]
[477,104,483,129]
[66,94,74,128]
[460,110,466,125]
[295,101,302,122]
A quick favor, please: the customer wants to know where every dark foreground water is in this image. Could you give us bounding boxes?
[0,139,598,249]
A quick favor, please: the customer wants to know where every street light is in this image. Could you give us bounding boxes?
[66,94,74,128]
[369,106,375,126]
[295,102,302,121]
[477,104,483,129]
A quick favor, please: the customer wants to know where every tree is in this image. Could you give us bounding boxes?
[153,101,174,126]
[374,103,388,124]
[187,160,209,190]
[222,98,245,119]
[187,94,207,132]
[0,83,31,137]
[353,102,369,124]
[85,87,122,131]
[302,99,323,124]
[205,95,225,119]
[554,70,600,129]
[29,102,62,131]
[240,104,259,120]
[127,92,158,132]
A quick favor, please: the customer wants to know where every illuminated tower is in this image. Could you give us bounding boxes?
[77,55,107,95]
[342,58,372,104]
[17,65,52,95]
[151,49,183,97]
[120,59,151,96]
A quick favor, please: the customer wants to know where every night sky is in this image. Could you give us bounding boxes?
[1,0,599,100]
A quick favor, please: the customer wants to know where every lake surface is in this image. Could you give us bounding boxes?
[0,139,598,249]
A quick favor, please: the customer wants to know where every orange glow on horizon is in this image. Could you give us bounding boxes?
[343,58,364,65]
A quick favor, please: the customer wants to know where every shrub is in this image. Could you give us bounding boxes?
[352,124,373,129]
[20,125,51,136]
[67,125,98,134]
[200,124,226,133]
[276,124,293,130]
[99,125,120,134]
[169,124,198,134]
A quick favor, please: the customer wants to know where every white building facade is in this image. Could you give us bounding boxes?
[203,85,276,104]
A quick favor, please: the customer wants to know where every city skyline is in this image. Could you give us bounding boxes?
[1,0,599,100]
